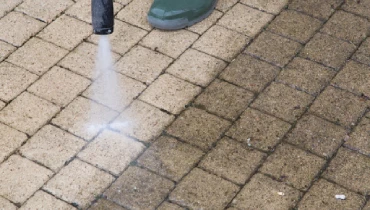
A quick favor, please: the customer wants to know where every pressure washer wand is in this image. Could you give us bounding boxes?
[92,0,114,35]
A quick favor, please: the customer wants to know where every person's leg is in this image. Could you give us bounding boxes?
[147,0,218,30]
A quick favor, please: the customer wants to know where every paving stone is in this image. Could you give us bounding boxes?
[342,0,370,19]
[137,136,204,181]
[0,41,16,62]
[16,0,73,23]
[44,159,114,209]
[7,37,68,75]
[193,25,249,62]
[89,19,147,54]
[246,31,302,67]
[286,114,347,158]
[332,60,370,97]
[240,0,288,14]
[267,10,322,43]
[321,11,370,45]
[0,155,53,204]
[139,74,201,114]
[324,148,370,194]
[300,33,356,70]
[105,166,174,210]
[169,168,239,209]
[52,97,118,140]
[310,86,369,128]
[260,143,326,190]
[218,3,273,37]
[167,108,231,150]
[78,130,145,175]
[251,82,314,123]
[298,179,364,210]
[0,123,27,163]
[0,197,16,210]
[289,0,343,20]
[58,42,120,79]
[19,125,86,172]
[216,0,238,12]
[227,108,291,151]
[88,199,127,210]
[157,202,185,210]
[20,191,76,210]
[188,10,223,34]
[277,57,335,95]
[167,48,227,87]
[199,137,266,184]
[220,54,280,93]
[194,79,254,120]
[38,15,92,50]
[231,173,301,209]
[140,29,198,59]
[114,0,132,5]
[115,45,173,84]
[353,37,370,65]
[0,101,4,110]
[364,202,370,210]
[345,117,370,156]
[111,100,175,142]
[116,0,153,30]
[0,92,60,135]
[28,66,91,107]
[0,62,38,102]
[82,71,146,111]
[0,12,45,46]
[0,0,22,18]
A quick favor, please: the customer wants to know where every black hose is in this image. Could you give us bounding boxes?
[91,0,114,34]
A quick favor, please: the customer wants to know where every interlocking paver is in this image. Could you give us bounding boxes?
[218,3,273,37]
[0,41,16,62]
[260,143,325,190]
[345,117,370,156]
[289,0,343,20]
[353,37,370,65]
[0,62,38,102]
[267,10,322,43]
[0,197,16,210]
[167,48,227,87]
[231,173,301,209]
[194,79,254,120]
[28,66,91,107]
[88,199,127,210]
[364,202,370,210]
[227,108,291,151]
[0,155,53,204]
[300,33,356,70]
[20,191,76,210]
[19,125,86,172]
[116,0,153,30]
[115,45,173,84]
[342,0,370,19]
[140,29,199,59]
[0,123,28,163]
[169,168,239,209]
[246,31,302,67]
[0,0,22,18]
[105,166,174,210]
[216,0,238,12]
[220,54,280,93]
[7,37,68,75]
[157,201,185,210]
[286,114,347,158]
[139,74,201,114]
[297,179,364,210]
[199,137,266,184]
[188,10,223,34]
[0,92,60,135]
[166,107,231,150]
[276,57,335,95]
[137,136,204,181]
[0,101,4,110]
[310,86,369,128]
[324,147,370,194]
[240,0,288,14]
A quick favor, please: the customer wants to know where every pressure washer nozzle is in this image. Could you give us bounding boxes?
[92,0,114,35]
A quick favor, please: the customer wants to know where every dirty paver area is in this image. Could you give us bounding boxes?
[1,0,370,209]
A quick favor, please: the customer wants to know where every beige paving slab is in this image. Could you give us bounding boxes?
[116,0,153,30]
[0,92,60,135]
[0,123,28,163]
[289,0,343,20]
[140,29,199,59]
[353,37,370,66]
[0,155,53,204]
[342,0,370,19]
[0,12,45,46]
[188,10,223,34]
[0,0,22,18]
[28,66,91,107]
[20,191,76,210]
[114,0,133,5]
[7,37,69,75]
[0,41,16,62]
[0,62,38,102]
[157,201,186,210]
[345,117,370,156]
[20,125,86,172]
[139,74,201,114]
[364,202,370,210]
[241,0,288,14]
[78,130,145,175]
[0,196,16,210]
[0,101,4,110]
[111,100,175,142]
[16,0,74,23]
[88,199,127,210]
[218,3,273,37]
[216,0,238,12]
[52,97,118,140]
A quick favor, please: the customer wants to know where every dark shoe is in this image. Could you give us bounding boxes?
[147,0,218,30]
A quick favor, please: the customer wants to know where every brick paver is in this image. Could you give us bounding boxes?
[2,0,370,209]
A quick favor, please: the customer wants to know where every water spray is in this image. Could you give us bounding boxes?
[92,0,114,35]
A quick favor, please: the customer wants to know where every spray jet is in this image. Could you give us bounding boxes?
[92,0,114,35]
